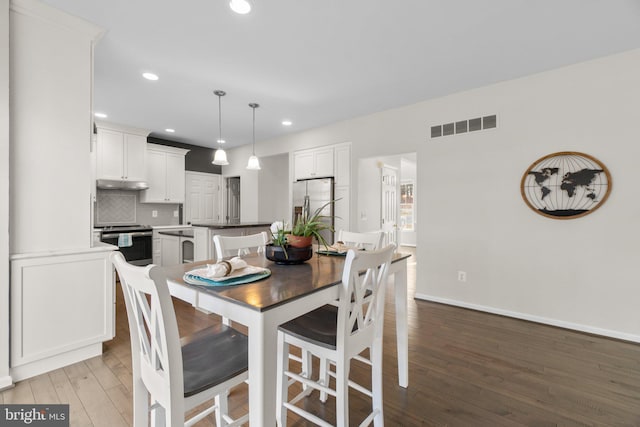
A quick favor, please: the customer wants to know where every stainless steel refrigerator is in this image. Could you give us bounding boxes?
[292,177,334,245]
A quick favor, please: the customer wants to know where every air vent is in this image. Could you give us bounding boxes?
[431,114,497,139]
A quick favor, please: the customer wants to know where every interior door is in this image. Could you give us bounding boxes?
[381,165,399,247]
[185,172,221,224]
[226,176,241,223]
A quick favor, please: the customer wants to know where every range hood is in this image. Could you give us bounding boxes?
[96,179,149,190]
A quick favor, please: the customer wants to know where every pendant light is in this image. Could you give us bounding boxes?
[229,0,251,14]
[212,90,229,166]
[246,103,261,170]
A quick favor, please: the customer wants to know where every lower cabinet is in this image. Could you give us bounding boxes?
[161,235,180,266]
[153,227,195,267]
[10,247,115,381]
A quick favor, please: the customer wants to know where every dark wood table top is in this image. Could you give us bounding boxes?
[154,251,411,312]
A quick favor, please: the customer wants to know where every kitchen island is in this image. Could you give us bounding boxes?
[192,222,272,261]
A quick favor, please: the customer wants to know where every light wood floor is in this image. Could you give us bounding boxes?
[2,247,639,426]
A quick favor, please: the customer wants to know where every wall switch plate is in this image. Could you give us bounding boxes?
[173,210,179,217]
[152,210,158,218]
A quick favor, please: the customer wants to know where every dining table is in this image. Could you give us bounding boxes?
[152,250,410,426]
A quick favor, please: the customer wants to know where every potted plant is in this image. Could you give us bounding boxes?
[266,200,336,264]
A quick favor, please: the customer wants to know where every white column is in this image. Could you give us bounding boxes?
[0,0,12,390]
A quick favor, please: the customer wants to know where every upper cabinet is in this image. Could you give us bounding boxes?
[140,144,190,203]
[333,143,351,186]
[293,147,334,180]
[95,122,150,182]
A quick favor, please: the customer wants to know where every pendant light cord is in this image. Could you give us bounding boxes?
[218,94,222,145]
[252,106,256,155]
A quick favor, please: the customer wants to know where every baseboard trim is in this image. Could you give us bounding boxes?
[414,293,640,344]
[10,343,102,382]
[0,375,13,391]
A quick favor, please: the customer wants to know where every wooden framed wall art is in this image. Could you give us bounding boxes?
[520,151,611,219]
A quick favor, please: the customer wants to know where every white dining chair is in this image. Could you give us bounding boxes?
[111,252,249,427]
[213,231,268,261]
[336,229,384,250]
[275,244,395,427]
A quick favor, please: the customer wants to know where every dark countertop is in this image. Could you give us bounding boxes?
[191,222,272,229]
[158,230,195,238]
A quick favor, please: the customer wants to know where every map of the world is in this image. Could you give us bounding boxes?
[521,152,611,219]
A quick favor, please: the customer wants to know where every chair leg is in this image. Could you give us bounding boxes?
[335,354,350,427]
[132,379,149,427]
[319,357,330,403]
[301,349,313,392]
[276,332,289,427]
[371,342,384,427]
[152,401,167,427]
[215,394,228,427]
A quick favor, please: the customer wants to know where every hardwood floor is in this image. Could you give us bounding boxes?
[2,247,639,426]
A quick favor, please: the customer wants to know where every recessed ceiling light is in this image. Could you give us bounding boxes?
[165,128,175,133]
[282,120,292,126]
[217,139,226,144]
[94,112,107,118]
[229,0,251,14]
[142,72,159,81]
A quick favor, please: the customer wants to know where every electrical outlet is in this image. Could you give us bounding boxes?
[152,210,158,218]
[173,210,179,218]
[457,271,467,282]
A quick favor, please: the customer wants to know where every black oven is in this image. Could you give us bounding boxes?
[99,225,153,266]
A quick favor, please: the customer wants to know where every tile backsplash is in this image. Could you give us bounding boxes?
[95,189,181,226]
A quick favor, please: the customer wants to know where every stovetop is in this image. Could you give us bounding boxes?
[95,224,152,232]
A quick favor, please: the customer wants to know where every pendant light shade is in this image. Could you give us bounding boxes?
[213,148,229,165]
[246,103,261,170]
[229,0,251,14]
[212,90,229,166]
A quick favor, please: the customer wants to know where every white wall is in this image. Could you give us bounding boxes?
[257,153,289,223]
[227,48,640,341]
[0,0,11,390]
[399,156,417,246]
[418,49,640,342]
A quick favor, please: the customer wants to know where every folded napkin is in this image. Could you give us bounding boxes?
[197,257,248,279]
[117,233,133,248]
[325,241,359,254]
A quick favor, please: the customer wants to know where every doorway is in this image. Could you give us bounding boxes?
[357,153,416,247]
[226,176,241,223]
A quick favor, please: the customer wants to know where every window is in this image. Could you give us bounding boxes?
[400,182,414,231]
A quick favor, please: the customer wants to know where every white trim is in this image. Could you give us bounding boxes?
[94,120,150,137]
[10,0,104,40]
[10,243,117,261]
[414,293,640,344]
[0,375,13,391]
[10,343,102,382]
[147,142,190,156]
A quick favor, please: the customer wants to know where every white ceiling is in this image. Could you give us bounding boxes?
[41,0,640,149]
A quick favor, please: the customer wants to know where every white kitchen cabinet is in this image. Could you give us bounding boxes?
[185,171,221,224]
[161,234,180,266]
[140,144,189,203]
[95,123,149,182]
[334,185,350,233]
[293,146,334,180]
[10,247,115,381]
[334,143,351,186]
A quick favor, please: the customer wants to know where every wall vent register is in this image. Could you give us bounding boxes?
[431,114,497,138]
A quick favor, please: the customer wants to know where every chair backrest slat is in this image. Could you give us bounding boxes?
[336,244,394,353]
[213,231,268,260]
[336,230,384,251]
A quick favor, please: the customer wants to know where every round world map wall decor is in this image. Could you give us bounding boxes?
[520,151,611,219]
